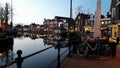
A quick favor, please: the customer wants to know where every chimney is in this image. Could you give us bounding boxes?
[107,12,111,18]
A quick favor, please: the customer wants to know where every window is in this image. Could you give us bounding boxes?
[78,16,80,19]
[101,21,104,24]
[105,21,108,24]
[108,21,110,24]
[63,19,66,22]
[112,8,116,18]
[119,5,120,19]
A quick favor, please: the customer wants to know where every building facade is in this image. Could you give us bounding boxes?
[43,16,75,34]
[43,19,54,33]
[75,13,90,33]
[54,16,75,33]
[85,13,111,36]
[110,0,120,39]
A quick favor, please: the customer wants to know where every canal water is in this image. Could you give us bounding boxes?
[0,34,69,68]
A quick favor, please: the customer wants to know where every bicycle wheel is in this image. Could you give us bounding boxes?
[77,43,88,57]
[100,44,112,60]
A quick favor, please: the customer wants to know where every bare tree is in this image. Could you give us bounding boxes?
[0,3,11,25]
[0,5,4,25]
[76,6,83,14]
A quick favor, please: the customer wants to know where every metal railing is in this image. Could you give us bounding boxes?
[0,46,53,68]
[46,45,72,68]
[0,44,73,68]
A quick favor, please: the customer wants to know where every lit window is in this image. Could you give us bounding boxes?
[105,21,107,24]
[64,20,66,22]
[102,21,104,24]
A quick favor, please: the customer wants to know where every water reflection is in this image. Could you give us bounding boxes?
[0,32,116,68]
[15,32,44,40]
[43,33,69,48]
[16,32,69,48]
[0,32,70,68]
[0,37,14,66]
[14,32,69,68]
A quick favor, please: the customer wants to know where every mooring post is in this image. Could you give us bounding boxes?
[15,50,23,68]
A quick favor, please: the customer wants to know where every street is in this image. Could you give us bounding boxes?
[61,44,120,68]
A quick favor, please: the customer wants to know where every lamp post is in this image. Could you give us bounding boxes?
[69,0,72,32]
[70,0,72,18]
[67,0,73,57]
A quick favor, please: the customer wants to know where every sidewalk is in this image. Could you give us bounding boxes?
[61,44,120,68]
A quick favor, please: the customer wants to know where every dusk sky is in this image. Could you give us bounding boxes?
[0,0,111,25]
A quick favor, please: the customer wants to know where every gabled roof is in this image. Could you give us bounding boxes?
[54,16,75,22]
[54,16,75,25]
[55,16,73,20]
[75,13,90,20]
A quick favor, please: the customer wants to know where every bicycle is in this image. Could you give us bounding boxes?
[77,38,113,60]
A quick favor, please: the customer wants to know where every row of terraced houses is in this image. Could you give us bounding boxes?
[1,0,119,39]
[43,0,120,39]
[43,13,111,37]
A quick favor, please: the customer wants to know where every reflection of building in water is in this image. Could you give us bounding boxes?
[15,32,45,39]
[0,38,14,66]
[43,33,68,48]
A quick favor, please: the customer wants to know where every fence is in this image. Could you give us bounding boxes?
[0,44,73,68]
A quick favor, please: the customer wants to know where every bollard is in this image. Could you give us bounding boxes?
[15,50,23,68]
